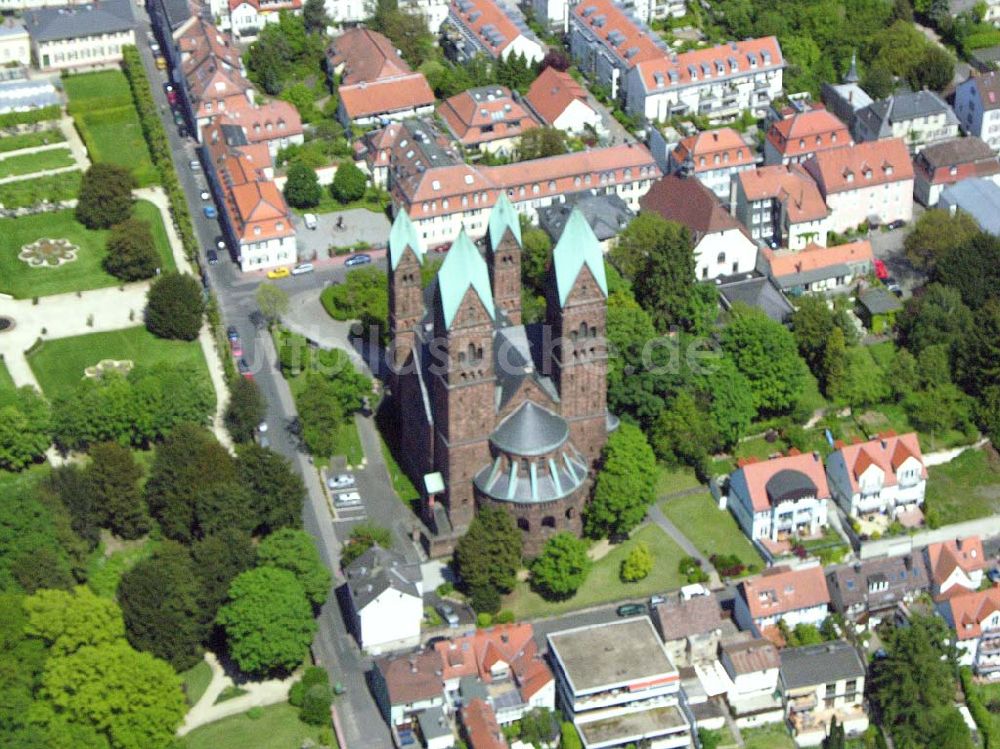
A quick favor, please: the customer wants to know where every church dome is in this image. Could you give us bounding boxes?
[489,401,569,457]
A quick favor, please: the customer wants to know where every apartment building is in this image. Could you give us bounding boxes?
[941,586,1000,675]
[764,103,851,166]
[216,99,304,160]
[913,136,1000,206]
[734,164,830,249]
[719,636,784,728]
[667,127,755,200]
[548,618,695,749]
[626,0,686,23]
[445,0,544,65]
[762,240,873,296]
[653,588,727,666]
[24,0,135,71]
[826,432,926,520]
[955,71,1000,152]
[826,554,929,623]
[853,90,959,153]
[734,564,831,637]
[801,139,914,233]
[0,19,30,66]
[438,85,539,154]
[176,18,252,138]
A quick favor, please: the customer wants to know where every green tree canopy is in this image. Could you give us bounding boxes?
[0,386,51,471]
[76,163,135,230]
[256,282,290,323]
[331,161,367,204]
[585,422,657,538]
[898,283,973,355]
[225,377,266,444]
[530,533,591,601]
[283,162,322,209]
[103,218,159,281]
[934,231,1000,309]
[367,0,435,66]
[23,586,125,656]
[303,0,329,31]
[631,218,699,333]
[236,444,306,534]
[609,212,667,280]
[620,541,653,582]
[340,524,392,568]
[454,506,523,604]
[0,483,80,593]
[517,127,568,161]
[956,299,1000,396]
[190,528,257,619]
[257,528,332,606]
[903,208,980,272]
[145,273,205,341]
[84,441,148,539]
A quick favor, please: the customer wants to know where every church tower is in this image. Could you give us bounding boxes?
[430,228,497,532]
[387,210,425,380]
[547,208,609,463]
[485,193,522,324]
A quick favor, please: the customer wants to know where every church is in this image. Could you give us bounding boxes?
[386,195,614,556]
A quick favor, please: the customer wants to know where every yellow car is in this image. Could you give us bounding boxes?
[266,267,291,279]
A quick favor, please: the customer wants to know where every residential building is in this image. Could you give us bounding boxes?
[762,240,872,296]
[524,67,601,134]
[530,0,568,31]
[627,37,784,122]
[462,699,509,749]
[954,71,1000,152]
[217,99,304,159]
[727,451,831,545]
[371,650,447,728]
[820,58,872,135]
[342,545,423,654]
[941,586,1000,675]
[734,564,831,638]
[949,0,1000,22]
[653,589,728,666]
[667,127,755,201]
[734,164,830,249]
[444,0,544,65]
[826,554,929,623]
[537,191,634,253]
[926,535,986,600]
[202,120,296,271]
[548,618,695,749]
[913,136,1000,206]
[326,29,436,127]
[627,0,686,23]
[825,432,926,519]
[718,635,783,728]
[227,0,302,37]
[641,175,758,279]
[400,0,451,32]
[780,641,868,746]
[764,103,851,166]
[940,176,1000,235]
[0,19,30,66]
[716,273,794,324]
[853,90,959,153]
[438,86,539,155]
[24,0,136,71]
[801,139,914,233]
[418,706,456,749]
[856,287,901,334]
[177,19,252,139]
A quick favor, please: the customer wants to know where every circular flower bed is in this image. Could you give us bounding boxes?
[83,359,134,380]
[19,238,79,267]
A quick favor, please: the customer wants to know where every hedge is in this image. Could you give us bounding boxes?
[0,105,61,129]
[961,666,996,749]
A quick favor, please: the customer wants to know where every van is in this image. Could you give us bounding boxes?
[292,263,314,275]
[303,213,318,230]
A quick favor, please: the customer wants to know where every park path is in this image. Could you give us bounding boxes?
[0,117,90,185]
[646,503,723,590]
[177,652,296,736]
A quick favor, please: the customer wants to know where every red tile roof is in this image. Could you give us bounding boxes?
[947,586,1000,641]
[327,28,413,84]
[766,106,851,160]
[640,174,747,238]
[741,565,830,620]
[449,0,529,58]
[572,0,664,68]
[525,67,592,126]
[928,536,986,590]
[831,432,926,495]
[636,37,783,94]
[218,99,303,143]
[438,86,539,146]
[737,164,828,223]
[376,650,444,706]
[432,623,553,699]
[339,74,436,121]
[672,128,753,174]
[802,139,914,196]
[462,699,508,749]
[737,451,830,513]
[764,240,873,279]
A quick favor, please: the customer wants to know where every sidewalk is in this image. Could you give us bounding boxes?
[647,504,723,589]
[0,116,90,186]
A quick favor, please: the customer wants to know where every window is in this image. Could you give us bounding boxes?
[717,252,726,264]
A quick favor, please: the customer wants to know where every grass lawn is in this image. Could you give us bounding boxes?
[660,493,763,573]
[926,448,1000,526]
[178,703,335,749]
[28,327,211,401]
[742,724,796,749]
[503,523,687,619]
[0,170,81,209]
[379,432,420,508]
[655,463,702,496]
[64,70,134,112]
[291,186,388,216]
[0,128,65,154]
[181,660,213,707]
[0,148,75,179]
[0,200,175,298]
[967,678,1000,741]
[0,357,16,398]
[332,419,363,466]
[85,536,160,598]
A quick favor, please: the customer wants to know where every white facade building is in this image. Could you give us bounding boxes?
[0,19,31,66]
[666,127,756,201]
[343,546,423,654]
[445,0,544,65]
[853,90,960,154]
[400,0,451,31]
[942,587,1000,675]
[954,71,1000,152]
[734,563,831,638]
[734,165,830,250]
[825,433,927,519]
[24,0,136,71]
[719,637,784,728]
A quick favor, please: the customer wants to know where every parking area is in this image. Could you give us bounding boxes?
[292,209,391,261]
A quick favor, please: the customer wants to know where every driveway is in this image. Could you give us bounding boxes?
[293,208,391,261]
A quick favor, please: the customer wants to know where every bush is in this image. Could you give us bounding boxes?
[0,105,60,128]
[476,612,493,628]
[300,683,333,725]
[145,272,205,340]
[710,553,745,578]
[621,542,653,583]
[330,161,367,204]
[495,610,515,624]
[76,163,136,229]
[103,217,160,281]
[247,706,264,720]
[678,555,708,584]
[436,581,454,597]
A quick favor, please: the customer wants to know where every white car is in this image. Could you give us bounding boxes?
[292,263,314,275]
[333,491,361,506]
[303,213,318,230]
[200,190,211,201]
[189,159,200,171]
[327,473,355,490]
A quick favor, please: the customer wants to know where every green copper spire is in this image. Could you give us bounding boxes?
[388,209,424,270]
[552,207,608,307]
[437,227,495,329]
[487,192,521,251]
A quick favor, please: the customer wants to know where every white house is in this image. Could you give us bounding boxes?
[226,0,302,38]
[941,586,1000,675]
[24,0,136,71]
[445,0,544,65]
[825,432,926,519]
[343,545,423,654]
[372,650,446,728]
[801,139,914,233]
[927,535,986,601]
[727,451,830,545]
[718,636,784,728]
[401,0,451,32]
[667,127,756,201]
[530,0,567,31]
[953,71,1000,152]
[762,240,873,296]
[524,66,602,135]
[734,563,831,638]
[853,90,960,153]
[0,18,30,66]
[734,164,830,249]
[640,175,758,279]
[625,0,686,23]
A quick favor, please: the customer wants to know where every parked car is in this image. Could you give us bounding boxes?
[344,253,371,267]
[438,603,460,628]
[649,594,666,607]
[333,491,362,507]
[155,56,166,70]
[189,159,201,171]
[229,336,243,357]
[226,326,239,341]
[873,258,889,281]
[885,277,902,296]
[207,248,219,265]
[327,473,355,490]
[616,603,645,617]
[887,219,906,230]
[267,267,291,279]
[200,190,211,201]
[203,205,217,219]
[249,310,266,329]
[292,263,314,275]
[237,358,252,379]
[177,125,188,138]
[988,568,1000,584]
[303,213,318,230]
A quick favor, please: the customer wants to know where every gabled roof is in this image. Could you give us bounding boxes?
[830,432,925,494]
[654,592,724,641]
[24,0,135,42]
[927,536,986,589]
[733,451,830,512]
[641,175,749,239]
[449,0,539,58]
[766,106,851,159]
[741,564,830,620]
[765,240,872,287]
[462,699,509,749]
[855,90,958,138]
[345,544,422,609]
[738,164,829,223]
[218,99,304,143]
[327,28,413,84]
[917,136,997,170]
[538,191,634,243]
[389,209,424,270]
[552,207,607,307]
[339,74,436,121]
[779,640,864,689]
[826,554,928,612]
[488,192,521,252]
[802,139,914,196]
[438,86,539,146]
[672,127,753,174]
[376,650,443,706]
[721,636,780,676]
[571,0,665,69]
[636,37,783,94]
[525,67,593,126]
[437,228,495,328]
[947,586,1000,641]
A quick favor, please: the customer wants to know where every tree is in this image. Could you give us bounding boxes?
[225,377,266,444]
[216,566,316,676]
[903,208,980,272]
[791,295,839,371]
[697,355,755,449]
[103,218,159,281]
[631,219,698,332]
[290,665,328,706]
[956,299,1000,395]
[190,529,256,618]
[40,640,185,749]
[585,422,657,537]
[530,533,591,601]
[889,348,920,401]
[722,304,808,414]
[340,524,392,567]
[520,222,552,295]
[117,542,207,671]
[76,163,135,230]
[368,0,435,66]
[256,282,290,325]
[145,273,205,341]
[283,161,322,208]
[540,48,571,71]
[296,377,345,457]
[838,346,892,408]
[84,442,148,539]
[821,327,848,398]
[454,506,523,605]
[915,44,955,92]
[620,541,653,582]
[236,444,305,534]
[561,722,583,749]
[518,708,559,747]
[517,127,568,161]
[331,161,367,203]
[898,283,973,355]
[303,0,329,32]
[23,586,124,656]
[612,210,679,279]
[0,485,79,593]
[934,231,1000,309]
[978,385,1000,445]
[193,480,256,538]
[823,717,845,749]
[46,464,100,550]
[653,390,719,472]
[0,386,50,471]
[321,265,388,328]
[257,528,332,607]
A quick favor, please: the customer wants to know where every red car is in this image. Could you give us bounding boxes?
[230,336,243,358]
[873,258,889,281]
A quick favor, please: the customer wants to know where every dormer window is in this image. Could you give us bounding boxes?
[799,139,805,149]
[884,165,894,176]
[832,133,838,142]
[845,170,854,183]
[863,168,872,179]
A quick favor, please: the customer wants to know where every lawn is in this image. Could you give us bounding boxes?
[0,128,65,154]
[64,70,158,187]
[379,432,420,508]
[290,186,388,216]
[503,523,688,619]
[655,463,702,497]
[28,327,211,401]
[178,703,335,749]
[742,724,796,749]
[660,493,763,573]
[0,357,15,398]
[85,536,159,598]
[0,170,81,209]
[925,448,1000,526]
[181,660,213,707]
[0,200,175,298]
[0,148,75,179]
